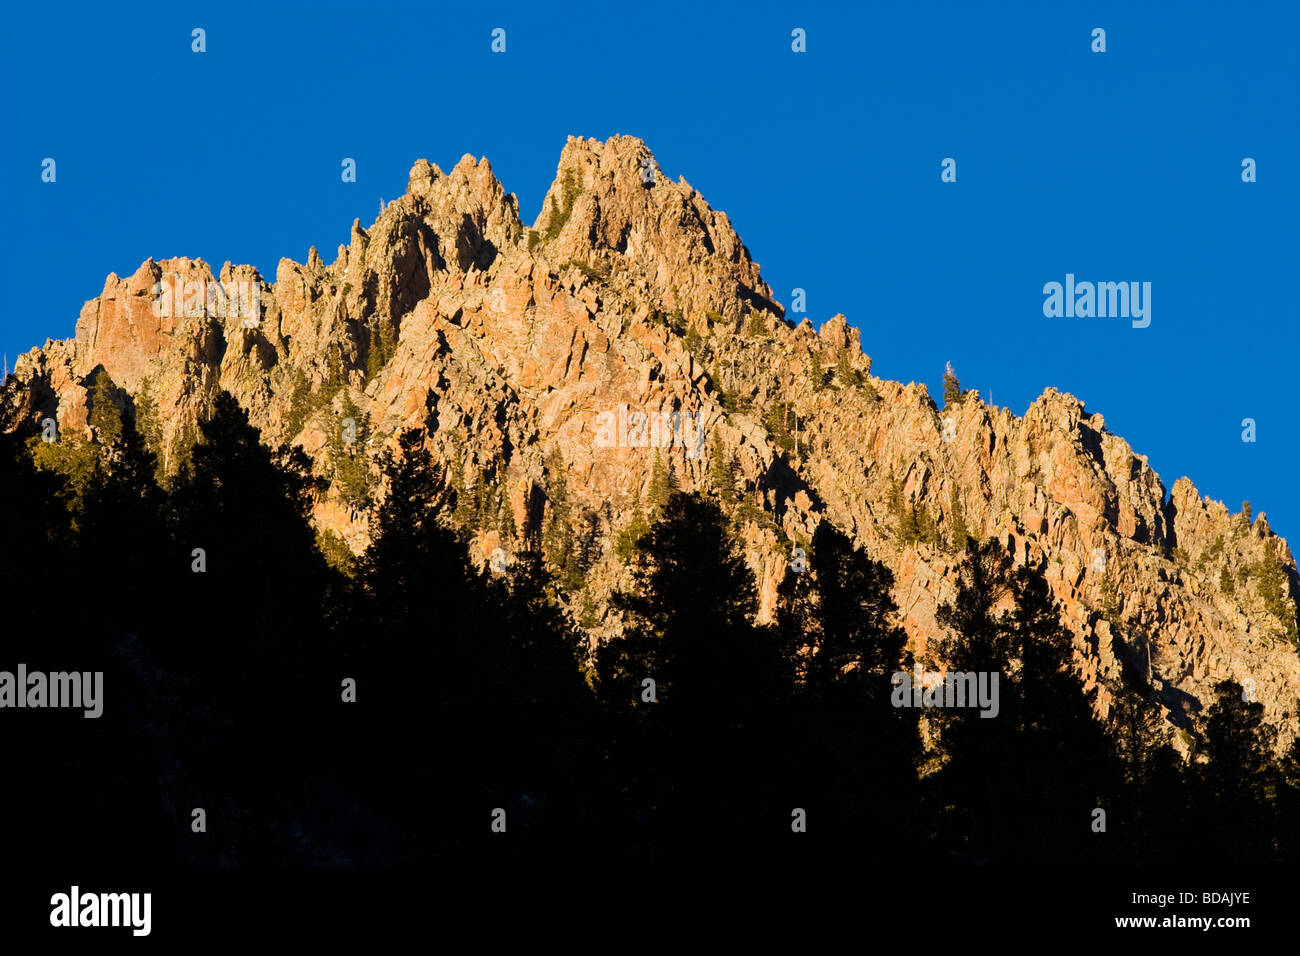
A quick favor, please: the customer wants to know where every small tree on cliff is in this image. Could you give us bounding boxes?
[709,432,736,505]
[942,361,962,408]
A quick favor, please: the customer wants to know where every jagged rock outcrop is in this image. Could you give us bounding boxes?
[7,134,1299,751]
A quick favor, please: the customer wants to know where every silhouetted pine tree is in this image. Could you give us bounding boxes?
[1,400,176,866]
[348,428,487,859]
[86,367,124,444]
[1190,680,1278,863]
[1276,739,1300,864]
[78,413,168,631]
[163,391,334,863]
[930,538,1116,864]
[1104,637,1192,865]
[478,551,602,859]
[775,523,925,864]
[598,491,792,861]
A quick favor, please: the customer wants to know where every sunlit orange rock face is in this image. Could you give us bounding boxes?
[9,135,1299,752]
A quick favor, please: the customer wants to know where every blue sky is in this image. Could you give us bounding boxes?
[3,0,1296,538]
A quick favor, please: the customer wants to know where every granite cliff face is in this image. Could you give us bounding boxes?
[8,135,1299,750]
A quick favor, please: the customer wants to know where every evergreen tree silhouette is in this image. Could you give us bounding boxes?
[1191,679,1278,863]
[930,538,1116,864]
[598,491,792,861]
[775,523,925,864]
[480,550,601,860]
[348,429,599,863]
[73,409,179,863]
[162,390,334,864]
[1102,632,1195,865]
[86,366,124,444]
[78,412,168,631]
[349,427,487,860]
[1276,738,1300,864]
[1,401,175,865]
[0,400,72,630]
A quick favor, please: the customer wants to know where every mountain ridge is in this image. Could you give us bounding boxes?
[7,134,1299,752]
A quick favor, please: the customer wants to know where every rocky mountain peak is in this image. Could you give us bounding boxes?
[529,135,780,329]
[6,135,1298,754]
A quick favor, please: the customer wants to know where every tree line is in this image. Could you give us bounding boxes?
[2,388,1298,868]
